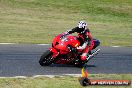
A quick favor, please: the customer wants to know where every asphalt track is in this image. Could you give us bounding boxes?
[0,44,132,77]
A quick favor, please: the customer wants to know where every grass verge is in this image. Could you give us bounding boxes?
[0,0,132,46]
[0,74,132,88]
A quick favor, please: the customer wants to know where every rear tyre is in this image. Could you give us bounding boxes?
[74,59,86,68]
[39,50,53,66]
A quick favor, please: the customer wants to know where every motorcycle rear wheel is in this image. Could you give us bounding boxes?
[39,50,53,66]
[74,59,86,68]
[74,62,85,68]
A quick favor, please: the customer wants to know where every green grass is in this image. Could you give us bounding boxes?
[0,0,132,46]
[0,74,132,88]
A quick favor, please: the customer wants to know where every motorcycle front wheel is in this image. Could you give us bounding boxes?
[39,50,54,66]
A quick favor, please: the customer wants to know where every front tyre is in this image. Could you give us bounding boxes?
[39,50,53,66]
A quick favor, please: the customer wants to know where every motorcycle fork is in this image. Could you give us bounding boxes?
[49,48,59,58]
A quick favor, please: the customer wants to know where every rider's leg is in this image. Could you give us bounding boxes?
[80,45,89,61]
[88,39,100,55]
[87,40,100,60]
[92,39,100,49]
[79,39,100,61]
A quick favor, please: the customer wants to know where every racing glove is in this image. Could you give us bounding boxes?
[60,32,69,39]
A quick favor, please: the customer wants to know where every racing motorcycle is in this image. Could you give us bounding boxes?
[39,33,100,67]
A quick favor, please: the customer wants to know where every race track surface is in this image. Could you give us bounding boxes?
[0,44,132,77]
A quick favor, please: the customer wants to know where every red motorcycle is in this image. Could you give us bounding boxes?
[39,33,100,67]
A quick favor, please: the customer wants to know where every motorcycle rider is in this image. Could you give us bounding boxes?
[61,21,98,63]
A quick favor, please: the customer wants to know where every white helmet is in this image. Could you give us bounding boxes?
[78,21,87,29]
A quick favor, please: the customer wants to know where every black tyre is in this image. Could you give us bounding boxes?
[79,77,91,86]
[39,50,53,66]
[74,62,85,68]
[74,59,86,68]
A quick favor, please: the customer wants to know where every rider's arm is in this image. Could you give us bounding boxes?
[64,27,78,35]
[61,27,78,38]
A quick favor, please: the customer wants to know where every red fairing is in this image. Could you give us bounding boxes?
[52,34,62,47]
[52,34,80,54]
[49,48,59,58]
